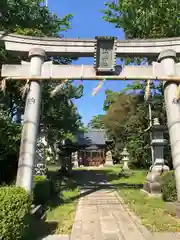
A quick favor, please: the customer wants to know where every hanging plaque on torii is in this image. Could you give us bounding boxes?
[94,36,117,75]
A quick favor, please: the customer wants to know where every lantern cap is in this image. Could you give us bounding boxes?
[151,118,167,131]
[120,147,130,156]
[153,118,160,125]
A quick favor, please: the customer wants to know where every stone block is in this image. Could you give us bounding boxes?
[143,164,169,196]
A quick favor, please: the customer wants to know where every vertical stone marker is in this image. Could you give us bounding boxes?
[16,48,46,194]
[158,49,180,201]
[105,150,113,166]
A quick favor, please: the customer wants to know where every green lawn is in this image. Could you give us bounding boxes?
[28,167,81,239]
[103,166,180,232]
[46,178,79,234]
[45,167,81,234]
[28,166,180,238]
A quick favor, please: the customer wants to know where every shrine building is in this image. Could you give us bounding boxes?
[76,129,108,166]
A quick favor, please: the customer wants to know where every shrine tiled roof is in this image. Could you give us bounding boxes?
[76,129,107,146]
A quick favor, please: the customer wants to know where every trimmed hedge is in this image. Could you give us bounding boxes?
[0,186,31,240]
[33,175,51,205]
[161,170,177,202]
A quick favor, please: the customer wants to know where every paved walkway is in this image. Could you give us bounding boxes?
[70,169,180,240]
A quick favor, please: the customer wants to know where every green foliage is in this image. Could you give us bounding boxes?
[103,0,180,39]
[33,175,51,205]
[103,89,119,111]
[0,186,31,240]
[87,114,105,129]
[0,110,21,183]
[0,1,84,180]
[0,0,74,114]
[41,82,84,145]
[161,171,177,202]
[103,81,171,168]
[0,0,74,120]
[102,0,180,65]
[0,0,73,35]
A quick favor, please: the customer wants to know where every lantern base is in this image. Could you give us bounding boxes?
[105,160,113,166]
[73,160,79,168]
[122,161,130,171]
[143,164,169,196]
[119,168,132,177]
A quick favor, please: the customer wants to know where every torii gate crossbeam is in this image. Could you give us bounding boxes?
[2,62,180,82]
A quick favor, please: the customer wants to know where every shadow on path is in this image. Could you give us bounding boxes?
[48,168,143,206]
[29,168,143,239]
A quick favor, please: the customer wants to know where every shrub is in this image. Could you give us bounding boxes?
[33,175,51,205]
[161,170,177,202]
[49,178,59,195]
[0,186,31,240]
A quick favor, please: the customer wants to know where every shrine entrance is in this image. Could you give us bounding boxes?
[1,32,180,201]
[79,148,105,166]
[76,129,107,166]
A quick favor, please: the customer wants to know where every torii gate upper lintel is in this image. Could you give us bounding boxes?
[1,32,180,202]
[1,31,180,57]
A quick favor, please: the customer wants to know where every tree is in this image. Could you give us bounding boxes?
[0,1,83,182]
[103,89,119,111]
[104,90,149,167]
[0,0,72,36]
[87,114,105,129]
[102,1,176,167]
[103,81,171,168]
[102,0,180,39]
[40,82,84,148]
[102,0,180,65]
[0,0,73,120]
[0,109,21,183]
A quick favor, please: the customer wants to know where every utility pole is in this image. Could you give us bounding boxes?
[148,103,154,164]
[144,101,154,164]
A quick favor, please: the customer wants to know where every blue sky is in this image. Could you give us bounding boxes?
[48,0,129,125]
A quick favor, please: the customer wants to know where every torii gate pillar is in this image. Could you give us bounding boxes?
[16,48,46,194]
[158,49,180,201]
[143,50,180,198]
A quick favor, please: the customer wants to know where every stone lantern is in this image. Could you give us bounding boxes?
[59,139,77,175]
[120,147,130,171]
[151,118,168,166]
[143,118,169,196]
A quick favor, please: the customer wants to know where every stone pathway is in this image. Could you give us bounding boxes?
[41,169,180,240]
[70,169,180,240]
[71,188,149,239]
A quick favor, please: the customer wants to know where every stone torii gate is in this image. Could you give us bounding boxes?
[1,33,180,200]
